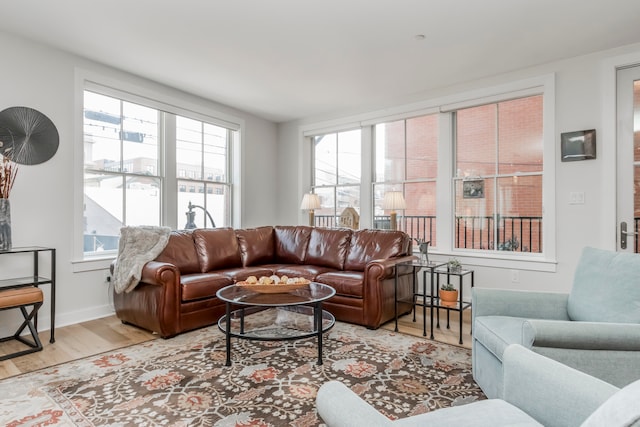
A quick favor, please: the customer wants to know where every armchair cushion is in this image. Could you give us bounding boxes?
[316,380,541,427]
[581,379,640,427]
[568,247,640,323]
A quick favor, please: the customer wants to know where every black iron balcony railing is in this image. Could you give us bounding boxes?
[316,214,542,253]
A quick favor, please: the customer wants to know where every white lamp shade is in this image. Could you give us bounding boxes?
[383,191,406,210]
[300,193,321,210]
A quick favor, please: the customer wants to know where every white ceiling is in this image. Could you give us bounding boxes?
[3,1,640,123]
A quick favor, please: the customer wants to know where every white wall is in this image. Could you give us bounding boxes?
[3,29,639,332]
[276,41,640,295]
[0,31,278,331]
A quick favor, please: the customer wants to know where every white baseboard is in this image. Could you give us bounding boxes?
[0,304,116,338]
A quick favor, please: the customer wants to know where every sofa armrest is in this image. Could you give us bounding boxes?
[503,344,618,427]
[316,381,392,427]
[524,319,640,351]
[472,288,570,320]
[366,255,419,278]
[140,261,180,287]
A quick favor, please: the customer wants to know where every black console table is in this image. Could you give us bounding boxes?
[0,246,56,343]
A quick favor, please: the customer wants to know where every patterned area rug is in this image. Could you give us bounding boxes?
[0,318,484,426]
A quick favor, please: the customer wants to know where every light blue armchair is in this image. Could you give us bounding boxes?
[316,344,640,427]
[472,247,640,399]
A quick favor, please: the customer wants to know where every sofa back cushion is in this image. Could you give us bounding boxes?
[236,226,275,266]
[155,230,201,274]
[568,247,640,323]
[305,228,352,270]
[274,226,312,264]
[344,229,409,271]
[193,228,242,273]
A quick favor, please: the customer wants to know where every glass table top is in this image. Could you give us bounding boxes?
[216,282,335,307]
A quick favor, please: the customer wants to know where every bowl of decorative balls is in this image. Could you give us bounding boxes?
[235,275,311,293]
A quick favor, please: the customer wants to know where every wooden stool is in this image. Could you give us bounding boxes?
[0,287,44,361]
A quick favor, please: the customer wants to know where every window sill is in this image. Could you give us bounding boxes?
[425,251,557,273]
[71,256,116,273]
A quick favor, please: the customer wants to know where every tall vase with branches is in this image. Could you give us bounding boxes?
[0,154,17,250]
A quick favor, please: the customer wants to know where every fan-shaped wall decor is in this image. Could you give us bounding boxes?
[0,106,59,165]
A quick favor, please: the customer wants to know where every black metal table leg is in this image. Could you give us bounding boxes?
[225,301,232,366]
[458,274,463,344]
[316,301,323,365]
[394,266,399,332]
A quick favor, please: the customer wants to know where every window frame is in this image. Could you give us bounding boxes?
[372,113,440,243]
[73,71,243,268]
[310,128,363,228]
[301,74,556,271]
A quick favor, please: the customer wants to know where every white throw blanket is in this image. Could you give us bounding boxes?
[113,226,171,294]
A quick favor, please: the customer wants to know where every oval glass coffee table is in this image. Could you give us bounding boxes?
[216,282,336,366]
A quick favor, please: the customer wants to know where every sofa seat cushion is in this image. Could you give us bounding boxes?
[474,316,533,361]
[193,228,242,273]
[181,273,233,302]
[568,247,640,323]
[272,264,336,281]
[316,271,364,298]
[219,267,275,282]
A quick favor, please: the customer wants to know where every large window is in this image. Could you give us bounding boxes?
[454,96,543,253]
[176,116,232,229]
[312,129,361,227]
[374,114,438,244]
[82,88,235,256]
[306,83,550,263]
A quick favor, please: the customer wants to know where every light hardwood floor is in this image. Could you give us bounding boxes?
[0,315,156,379]
[0,309,471,379]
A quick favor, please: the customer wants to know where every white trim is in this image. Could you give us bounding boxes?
[302,122,361,137]
[82,74,243,131]
[71,256,114,273]
[601,51,640,251]
[439,86,546,112]
[428,250,557,272]
[360,106,440,126]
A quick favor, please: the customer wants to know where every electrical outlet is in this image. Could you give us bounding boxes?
[104,271,112,284]
[510,269,520,283]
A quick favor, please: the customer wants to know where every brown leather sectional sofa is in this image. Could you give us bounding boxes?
[113,225,416,338]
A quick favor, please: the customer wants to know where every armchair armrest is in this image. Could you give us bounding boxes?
[317,381,391,427]
[472,288,570,320]
[503,344,618,427]
[524,319,640,351]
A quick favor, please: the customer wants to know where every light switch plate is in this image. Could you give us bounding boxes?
[569,192,585,204]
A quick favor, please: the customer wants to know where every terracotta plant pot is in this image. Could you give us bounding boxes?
[439,289,459,307]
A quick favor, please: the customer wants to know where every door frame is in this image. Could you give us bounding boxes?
[602,51,640,251]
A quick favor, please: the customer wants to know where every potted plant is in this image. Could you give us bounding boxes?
[439,283,458,307]
[447,258,462,273]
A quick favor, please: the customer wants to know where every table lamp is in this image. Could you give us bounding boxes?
[300,193,321,226]
[383,191,406,231]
